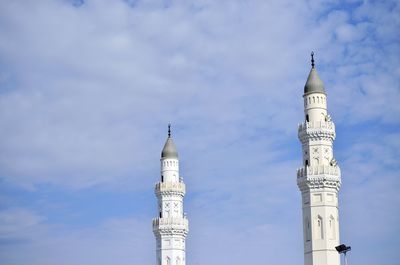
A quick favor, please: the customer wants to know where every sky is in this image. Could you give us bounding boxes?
[0,0,399,264]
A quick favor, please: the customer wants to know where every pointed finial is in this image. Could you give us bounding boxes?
[311,51,315,68]
[168,123,171,138]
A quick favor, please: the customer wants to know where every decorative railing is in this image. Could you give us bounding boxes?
[297,165,340,178]
[298,121,336,141]
[297,168,341,191]
[155,182,185,195]
[298,121,335,131]
[152,217,189,230]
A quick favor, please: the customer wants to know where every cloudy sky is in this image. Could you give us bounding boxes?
[0,0,399,264]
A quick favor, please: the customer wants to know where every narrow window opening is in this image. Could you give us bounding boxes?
[329,216,336,239]
[305,160,309,166]
[316,216,324,239]
[306,114,309,122]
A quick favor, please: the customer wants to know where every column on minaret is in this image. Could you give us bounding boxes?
[153,125,189,265]
[297,53,342,265]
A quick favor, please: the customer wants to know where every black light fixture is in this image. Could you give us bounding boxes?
[336,244,351,265]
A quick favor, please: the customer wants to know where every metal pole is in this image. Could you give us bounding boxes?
[344,252,348,265]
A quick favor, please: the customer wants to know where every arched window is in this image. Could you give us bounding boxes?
[176,257,181,265]
[305,160,309,166]
[161,175,164,182]
[329,215,336,239]
[166,257,171,265]
[306,114,309,122]
[313,97,315,103]
[315,216,324,239]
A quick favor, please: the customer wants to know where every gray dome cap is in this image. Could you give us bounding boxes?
[161,124,178,158]
[161,137,178,158]
[304,52,325,94]
[304,67,325,94]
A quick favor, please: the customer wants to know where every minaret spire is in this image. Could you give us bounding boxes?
[168,123,171,138]
[304,51,325,94]
[311,51,315,68]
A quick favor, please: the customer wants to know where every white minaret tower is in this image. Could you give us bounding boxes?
[297,53,342,265]
[153,125,189,265]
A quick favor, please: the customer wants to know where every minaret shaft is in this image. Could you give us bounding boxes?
[153,131,188,265]
[297,55,341,265]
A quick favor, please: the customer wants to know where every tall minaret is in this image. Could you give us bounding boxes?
[297,53,342,265]
[153,125,189,265]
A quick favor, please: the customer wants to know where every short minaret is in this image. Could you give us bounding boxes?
[297,53,342,265]
[153,125,189,265]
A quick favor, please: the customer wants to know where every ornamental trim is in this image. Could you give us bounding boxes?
[155,182,185,197]
[298,121,336,142]
[297,174,341,192]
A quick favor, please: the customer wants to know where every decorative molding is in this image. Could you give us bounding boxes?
[155,182,185,197]
[153,217,189,236]
[297,165,341,178]
[297,174,341,192]
[298,121,336,142]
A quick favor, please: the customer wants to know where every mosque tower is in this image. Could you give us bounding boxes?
[153,125,189,265]
[297,53,342,265]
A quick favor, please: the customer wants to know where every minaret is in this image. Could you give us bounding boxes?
[153,125,189,265]
[297,53,342,265]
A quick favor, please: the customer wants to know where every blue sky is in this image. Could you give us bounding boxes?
[0,0,399,264]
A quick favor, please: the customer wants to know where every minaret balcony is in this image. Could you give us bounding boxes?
[297,165,341,192]
[152,217,189,235]
[298,121,336,142]
[297,165,341,178]
[155,181,186,196]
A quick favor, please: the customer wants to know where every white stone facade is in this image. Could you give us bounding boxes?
[297,69,341,265]
[153,137,188,265]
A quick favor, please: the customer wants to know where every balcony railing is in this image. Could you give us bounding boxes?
[298,121,336,141]
[155,181,185,194]
[152,217,189,230]
[298,121,335,131]
[297,165,340,178]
